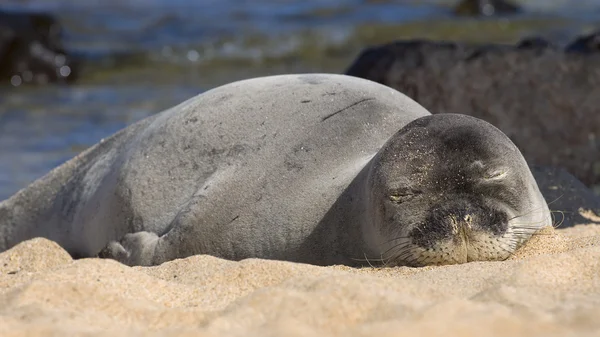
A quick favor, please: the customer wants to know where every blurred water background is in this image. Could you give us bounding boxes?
[1,0,600,199]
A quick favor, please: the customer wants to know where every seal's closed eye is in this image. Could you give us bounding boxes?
[484,169,508,180]
[389,189,422,204]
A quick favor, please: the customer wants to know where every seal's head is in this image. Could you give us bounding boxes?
[366,114,551,267]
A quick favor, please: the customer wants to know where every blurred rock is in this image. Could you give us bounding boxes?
[453,0,520,17]
[0,10,79,86]
[345,38,600,188]
[516,36,557,51]
[532,166,600,227]
[565,30,600,53]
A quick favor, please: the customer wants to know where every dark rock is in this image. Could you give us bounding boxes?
[345,39,600,188]
[565,30,600,53]
[453,0,520,17]
[0,10,79,86]
[516,36,557,51]
[532,166,600,227]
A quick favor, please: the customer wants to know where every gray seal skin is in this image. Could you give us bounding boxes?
[0,74,551,267]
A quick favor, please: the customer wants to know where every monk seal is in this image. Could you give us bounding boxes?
[0,74,551,267]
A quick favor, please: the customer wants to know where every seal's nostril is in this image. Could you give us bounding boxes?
[464,214,473,227]
[448,214,475,239]
[449,215,459,234]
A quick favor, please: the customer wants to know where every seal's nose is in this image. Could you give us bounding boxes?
[449,214,475,243]
[411,204,481,250]
[449,214,473,233]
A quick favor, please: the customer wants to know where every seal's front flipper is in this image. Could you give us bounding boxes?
[98,231,159,266]
[98,191,220,266]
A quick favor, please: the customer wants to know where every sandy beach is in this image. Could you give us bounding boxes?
[0,218,599,337]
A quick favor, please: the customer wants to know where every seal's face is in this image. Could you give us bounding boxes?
[368,114,551,267]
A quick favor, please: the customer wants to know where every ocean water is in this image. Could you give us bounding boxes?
[0,0,599,199]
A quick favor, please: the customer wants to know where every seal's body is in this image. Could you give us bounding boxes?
[0,74,551,267]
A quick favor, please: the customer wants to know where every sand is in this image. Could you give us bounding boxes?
[1,222,600,336]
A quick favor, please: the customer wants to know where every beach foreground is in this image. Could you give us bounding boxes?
[1,221,599,336]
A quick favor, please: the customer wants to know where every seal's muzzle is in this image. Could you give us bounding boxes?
[411,197,509,250]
